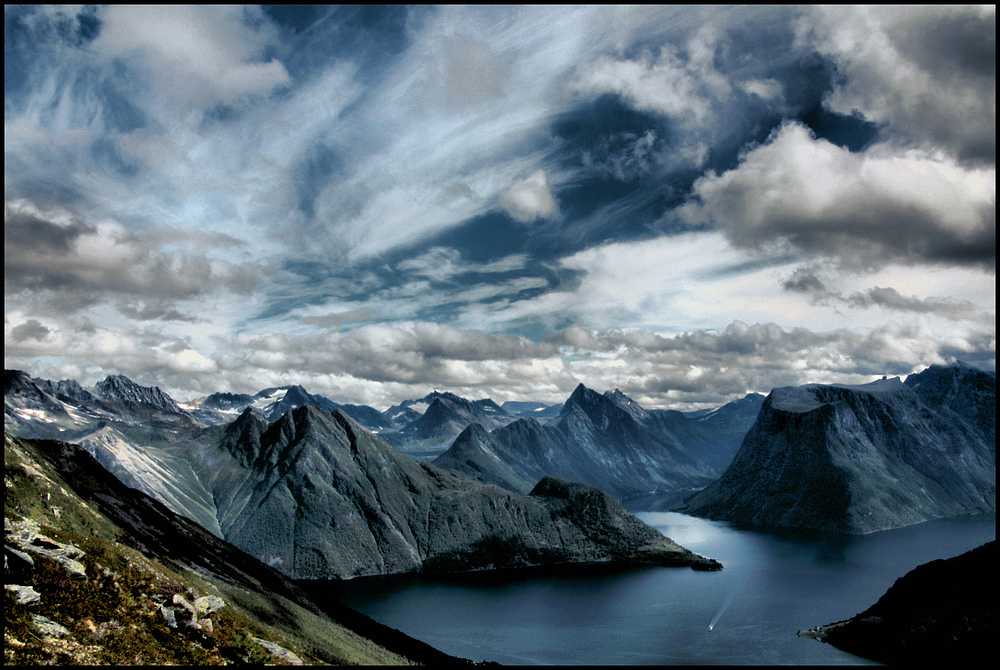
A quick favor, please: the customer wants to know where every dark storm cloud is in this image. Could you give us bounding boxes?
[3,208,93,254]
[806,6,995,166]
[780,269,983,320]
[116,301,200,323]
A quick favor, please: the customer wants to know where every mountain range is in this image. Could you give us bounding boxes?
[5,369,722,580]
[433,384,752,506]
[678,363,995,533]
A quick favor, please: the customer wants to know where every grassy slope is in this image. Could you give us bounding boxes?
[4,434,464,666]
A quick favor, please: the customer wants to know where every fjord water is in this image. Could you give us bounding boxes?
[320,512,995,665]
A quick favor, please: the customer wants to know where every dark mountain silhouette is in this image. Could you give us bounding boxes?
[800,541,996,664]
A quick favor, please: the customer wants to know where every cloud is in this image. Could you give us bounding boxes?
[799,5,995,164]
[9,319,53,343]
[678,122,995,268]
[572,48,711,122]
[4,200,263,312]
[91,5,291,108]
[498,170,560,223]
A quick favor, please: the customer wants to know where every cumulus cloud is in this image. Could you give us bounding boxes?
[678,122,996,268]
[799,5,995,164]
[9,319,53,343]
[498,170,560,223]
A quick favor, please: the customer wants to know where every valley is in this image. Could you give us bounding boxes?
[5,362,995,664]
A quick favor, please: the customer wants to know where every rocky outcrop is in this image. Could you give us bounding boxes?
[799,541,995,664]
[679,367,995,533]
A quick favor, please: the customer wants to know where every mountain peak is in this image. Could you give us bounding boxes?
[603,388,649,421]
[94,374,184,414]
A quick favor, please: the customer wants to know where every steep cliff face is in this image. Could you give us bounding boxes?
[679,370,995,533]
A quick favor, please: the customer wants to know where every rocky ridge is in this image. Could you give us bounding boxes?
[5,371,721,581]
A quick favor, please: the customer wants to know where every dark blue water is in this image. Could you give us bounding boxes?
[322,512,995,665]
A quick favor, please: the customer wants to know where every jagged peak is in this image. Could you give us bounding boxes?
[453,422,492,443]
[561,383,626,418]
[93,374,183,413]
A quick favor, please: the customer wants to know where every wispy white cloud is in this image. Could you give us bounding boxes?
[91,5,291,108]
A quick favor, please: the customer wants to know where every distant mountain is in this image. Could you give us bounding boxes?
[94,374,188,415]
[678,365,996,533]
[641,393,766,471]
[202,391,256,411]
[800,541,996,664]
[380,391,517,456]
[5,370,720,580]
[191,384,391,432]
[434,384,719,505]
[501,400,563,419]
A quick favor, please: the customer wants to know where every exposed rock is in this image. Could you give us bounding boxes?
[252,636,304,665]
[6,584,41,606]
[5,432,462,665]
[193,595,226,617]
[159,604,178,628]
[32,614,72,638]
[93,374,187,415]
[800,541,996,664]
[5,518,88,579]
[679,367,995,533]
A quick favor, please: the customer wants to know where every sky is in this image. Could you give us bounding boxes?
[4,5,995,411]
